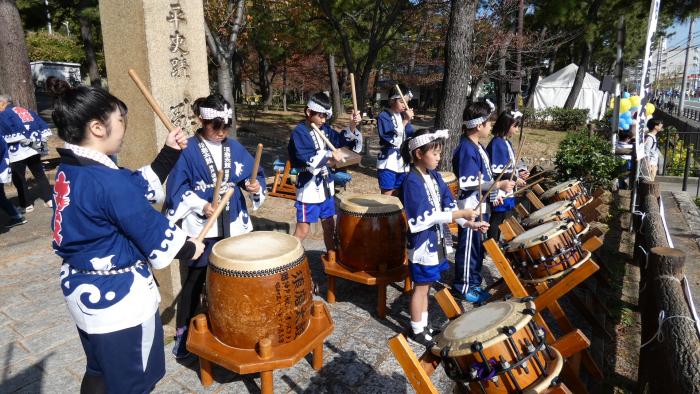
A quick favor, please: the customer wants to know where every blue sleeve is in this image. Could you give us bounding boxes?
[405,122,415,138]
[486,138,511,175]
[289,125,330,172]
[435,171,457,211]
[230,141,266,189]
[402,172,452,233]
[456,147,482,191]
[0,112,26,143]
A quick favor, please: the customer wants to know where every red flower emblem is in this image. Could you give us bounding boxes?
[12,107,34,123]
[53,171,71,245]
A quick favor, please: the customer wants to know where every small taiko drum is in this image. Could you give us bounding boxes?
[207,231,313,349]
[521,200,589,237]
[336,193,407,272]
[439,171,459,199]
[504,221,589,282]
[540,179,590,208]
[431,298,564,393]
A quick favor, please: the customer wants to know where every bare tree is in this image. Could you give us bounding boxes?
[435,0,477,171]
[0,0,36,110]
[204,0,246,136]
[78,0,101,87]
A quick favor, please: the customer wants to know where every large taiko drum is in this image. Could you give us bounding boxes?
[439,171,459,199]
[521,200,589,236]
[540,179,591,208]
[336,193,407,272]
[207,231,313,349]
[431,298,563,393]
[504,221,589,282]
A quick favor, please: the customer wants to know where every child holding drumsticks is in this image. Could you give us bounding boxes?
[399,128,486,345]
[287,92,362,251]
[49,85,204,393]
[164,93,266,359]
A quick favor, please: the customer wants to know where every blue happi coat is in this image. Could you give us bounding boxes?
[0,137,10,184]
[485,136,516,212]
[376,109,414,173]
[0,106,52,162]
[52,145,187,334]
[288,121,362,203]
[452,137,498,214]
[165,135,266,239]
[401,168,457,265]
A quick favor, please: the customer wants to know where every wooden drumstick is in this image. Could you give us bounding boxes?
[477,158,515,207]
[507,177,547,197]
[310,123,346,163]
[211,170,224,210]
[250,143,263,183]
[127,69,187,149]
[395,84,411,110]
[510,134,527,182]
[350,73,358,113]
[197,188,234,242]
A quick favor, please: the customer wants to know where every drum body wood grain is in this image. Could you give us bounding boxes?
[432,299,563,393]
[540,179,590,208]
[207,232,313,349]
[336,193,407,272]
[440,172,459,234]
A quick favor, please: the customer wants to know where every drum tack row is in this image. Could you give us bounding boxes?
[186,177,607,393]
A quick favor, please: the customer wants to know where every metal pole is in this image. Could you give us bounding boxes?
[515,0,524,110]
[663,129,670,174]
[682,144,691,191]
[44,0,52,34]
[612,16,625,151]
[679,19,694,115]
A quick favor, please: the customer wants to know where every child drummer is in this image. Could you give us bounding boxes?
[376,84,414,195]
[452,101,514,304]
[49,85,205,393]
[485,110,529,241]
[288,92,362,252]
[164,93,266,359]
[399,128,484,345]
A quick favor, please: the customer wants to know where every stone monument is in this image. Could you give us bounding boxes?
[99,0,209,331]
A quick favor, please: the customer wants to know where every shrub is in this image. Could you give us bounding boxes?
[658,126,696,176]
[26,31,85,64]
[555,130,625,189]
[521,107,589,131]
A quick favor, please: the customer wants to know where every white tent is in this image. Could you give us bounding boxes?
[533,63,608,120]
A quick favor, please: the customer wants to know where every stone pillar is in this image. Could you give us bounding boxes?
[100,1,209,332]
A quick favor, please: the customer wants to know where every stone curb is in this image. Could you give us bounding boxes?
[670,191,700,250]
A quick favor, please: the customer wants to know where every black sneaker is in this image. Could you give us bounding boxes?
[5,217,27,228]
[407,329,434,347]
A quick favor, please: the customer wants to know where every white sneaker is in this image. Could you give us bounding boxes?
[23,205,34,213]
[44,200,53,208]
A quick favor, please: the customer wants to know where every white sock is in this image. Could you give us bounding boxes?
[410,320,423,334]
[421,312,429,330]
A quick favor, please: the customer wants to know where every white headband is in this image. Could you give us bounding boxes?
[511,110,523,119]
[390,90,413,101]
[409,129,449,151]
[307,99,332,118]
[462,99,496,129]
[200,105,232,121]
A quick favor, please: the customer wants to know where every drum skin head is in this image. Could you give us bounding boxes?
[337,193,403,214]
[431,299,535,357]
[506,220,573,250]
[522,200,572,227]
[210,231,304,272]
[438,171,457,183]
[541,179,579,199]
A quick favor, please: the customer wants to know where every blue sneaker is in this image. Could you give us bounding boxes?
[464,288,491,304]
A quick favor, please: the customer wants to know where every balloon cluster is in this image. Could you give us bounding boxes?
[609,92,656,130]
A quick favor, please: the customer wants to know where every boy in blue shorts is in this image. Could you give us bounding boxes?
[288,92,362,252]
[376,84,414,195]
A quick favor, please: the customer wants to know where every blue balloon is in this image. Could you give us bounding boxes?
[622,111,632,120]
[623,92,631,98]
[630,106,640,112]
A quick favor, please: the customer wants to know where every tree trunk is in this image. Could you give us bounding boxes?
[282,60,287,112]
[217,60,236,137]
[327,54,342,123]
[258,55,271,111]
[525,67,541,107]
[78,1,100,87]
[0,0,36,111]
[497,42,508,114]
[564,41,592,109]
[435,0,476,171]
[371,67,382,107]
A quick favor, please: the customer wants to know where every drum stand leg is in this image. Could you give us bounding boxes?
[404,276,412,293]
[377,285,387,318]
[260,371,273,394]
[198,358,214,387]
[326,274,336,303]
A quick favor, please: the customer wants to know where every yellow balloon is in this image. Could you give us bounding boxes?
[630,95,642,107]
[609,97,615,109]
[645,102,655,115]
[619,98,632,114]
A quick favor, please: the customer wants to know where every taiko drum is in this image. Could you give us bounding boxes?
[540,179,591,208]
[207,231,313,349]
[336,193,407,272]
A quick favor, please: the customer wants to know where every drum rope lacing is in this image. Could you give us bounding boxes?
[640,310,697,349]
[339,209,401,218]
[441,308,557,391]
[208,254,305,277]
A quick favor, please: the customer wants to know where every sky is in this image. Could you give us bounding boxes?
[666,19,700,50]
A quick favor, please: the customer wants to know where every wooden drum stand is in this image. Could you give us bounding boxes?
[186,300,334,394]
[322,250,411,318]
